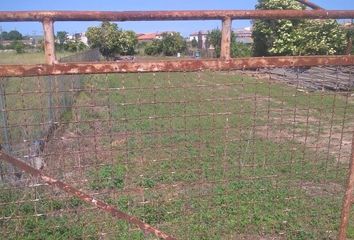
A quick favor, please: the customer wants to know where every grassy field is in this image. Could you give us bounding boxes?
[0,51,75,64]
[0,55,354,239]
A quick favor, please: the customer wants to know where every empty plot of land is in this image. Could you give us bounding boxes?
[1,70,354,239]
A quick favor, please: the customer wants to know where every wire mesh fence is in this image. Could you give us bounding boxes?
[0,49,101,170]
[0,65,353,239]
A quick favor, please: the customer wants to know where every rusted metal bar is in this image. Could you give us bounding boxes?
[0,149,177,240]
[0,55,353,77]
[296,0,324,10]
[338,133,354,240]
[0,10,354,22]
[42,18,56,65]
[220,17,232,60]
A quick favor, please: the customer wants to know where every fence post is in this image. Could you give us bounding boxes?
[42,18,57,65]
[220,17,232,60]
[0,80,11,181]
[338,132,354,240]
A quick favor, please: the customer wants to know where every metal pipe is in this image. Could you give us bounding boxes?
[338,132,354,240]
[296,0,324,10]
[0,10,354,22]
[0,55,353,77]
[220,17,232,60]
[0,150,177,240]
[42,18,56,65]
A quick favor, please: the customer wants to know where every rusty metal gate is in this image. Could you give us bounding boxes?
[0,4,354,240]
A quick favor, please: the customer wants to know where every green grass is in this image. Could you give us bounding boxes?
[0,51,73,64]
[1,71,353,239]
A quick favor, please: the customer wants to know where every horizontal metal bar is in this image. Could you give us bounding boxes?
[0,150,177,240]
[0,10,354,22]
[0,56,353,77]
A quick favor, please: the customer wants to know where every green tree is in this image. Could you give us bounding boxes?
[232,42,252,57]
[191,38,198,48]
[0,31,8,40]
[65,39,87,52]
[252,0,347,56]
[86,22,137,59]
[144,40,162,56]
[206,29,250,58]
[207,29,222,57]
[160,32,187,56]
[56,31,68,45]
[7,30,23,40]
[144,32,187,56]
[10,40,25,54]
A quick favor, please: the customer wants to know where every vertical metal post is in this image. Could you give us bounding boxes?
[338,132,354,240]
[220,17,232,60]
[0,80,11,181]
[0,81,10,152]
[42,18,57,65]
[42,18,56,129]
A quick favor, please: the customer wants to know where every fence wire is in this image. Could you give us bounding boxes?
[0,64,354,239]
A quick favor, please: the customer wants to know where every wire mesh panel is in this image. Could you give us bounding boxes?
[0,66,354,239]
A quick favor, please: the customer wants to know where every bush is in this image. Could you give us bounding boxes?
[86,22,137,59]
[231,42,252,57]
[144,32,187,56]
[10,40,25,54]
[252,0,347,56]
[144,40,162,56]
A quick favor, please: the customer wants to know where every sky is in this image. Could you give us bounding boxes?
[0,0,353,36]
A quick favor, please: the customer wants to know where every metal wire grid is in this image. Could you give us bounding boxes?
[0,67,353,239]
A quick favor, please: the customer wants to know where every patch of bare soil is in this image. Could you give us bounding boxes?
[255,117,353,164]
[298,181,344,198]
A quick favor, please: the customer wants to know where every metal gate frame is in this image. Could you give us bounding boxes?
[0,4,354,240]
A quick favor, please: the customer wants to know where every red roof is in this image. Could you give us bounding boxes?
[137,33,159,41]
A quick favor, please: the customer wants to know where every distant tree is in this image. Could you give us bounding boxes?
[191,38,198,48]
[207,29,240,57]
[252,0,347,56]
[160,32,187,56]
[0,31,8,41]
[65,39,87,52]
[7,30,23,40]
[86,22,137,59]
[231,42,252,57]
[10,40,25,54]
[56,31,68,45]
[144,32,187,56]
[144,40,162,56]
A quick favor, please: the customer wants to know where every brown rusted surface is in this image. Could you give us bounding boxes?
[0,56,353,77]
[0,150,177,240]
[0,10,354,22]
[338,133,354,240]
[296,0,324,10]
[220,17,232,60]
[42,18,57,65]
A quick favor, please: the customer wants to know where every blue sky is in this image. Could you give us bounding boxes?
[0,0,353,36]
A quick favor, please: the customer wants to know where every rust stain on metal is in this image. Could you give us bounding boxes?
[0,150,177,240]
[0,56,353,77]
[338,132,354,240]
[0,10,354,22]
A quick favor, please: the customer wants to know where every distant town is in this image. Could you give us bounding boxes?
[0,27,253,50]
